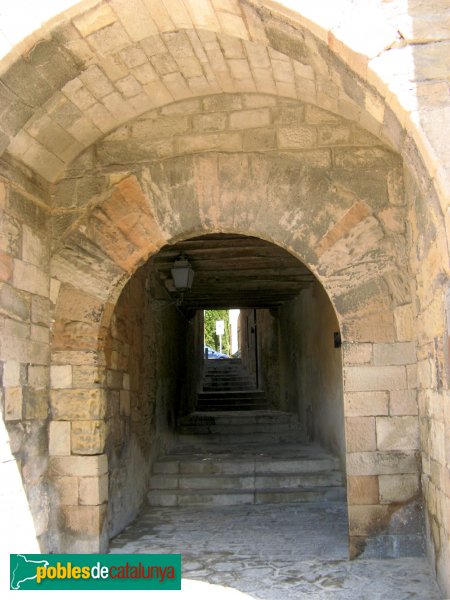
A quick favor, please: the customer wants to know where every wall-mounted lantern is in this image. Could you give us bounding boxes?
[171,254,194,292]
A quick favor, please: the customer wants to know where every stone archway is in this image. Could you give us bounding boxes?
[0,0,448,594]
[49,130,418,554]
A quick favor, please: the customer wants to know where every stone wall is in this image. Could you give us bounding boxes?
[0,161,52,550]
[239,308,280,409]
[105,262,186,538]
[238,309,257,388]
[343,340,422,558]
[49,256,188,548]
[406,162,450,590]
[46,99,417,556]
[279,284,345,463]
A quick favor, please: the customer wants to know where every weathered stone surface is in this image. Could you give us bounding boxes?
[52,350,104,366]
[31,324,49,343]
[1,58,53,109]
[22,388,48,420]
[379,474,420,504]
[52,320,100,352]
[86,22,130,56]
[72,366,101,387]
[373,342,417,366]
[0,250,13,281]
[333,148,397,169]
[176,131,242,153]
[4,387,22,420]
[305,105,341,124]
[344,366,407,392]
[376,417,420,451]
[106,369,122,390]
[192,112,227,132]
[347,475,379,505]
[277,125,316,148]
[50,365,72,389]
[343,343,372,365]
[131,114,189,139]
[318,125,351,145]
[73,4,116,37]
[7,189,48,230]
[28,365,48,389]
[346,417,376,452]
[3,360,21,387]
[51,389,106,420]
[0,336,47,364]
[242,127,276,151]
[49,421,71,456]
[110,501,441,596]
[54,476,78,505]
[50,454,108,477]
[4,316,29,339]
[22,225,48,268]
[346,451,419,476]
[394,304,414,342]
[0,213,21,256]
[71,420,105,454]
[0,283,30,321]
[54,285,104,323]
[348,505,392,536]
[390,390,418,416]
[229,108,271,129]
[119,390,130,416]
[203,95,242,112]
[13,260,49,297]
[59,504,107,536]
[79,474,108,505]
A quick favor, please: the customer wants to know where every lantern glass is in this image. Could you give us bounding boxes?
[171,258,194,291]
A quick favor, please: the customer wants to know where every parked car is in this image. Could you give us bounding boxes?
[204,345,228,359]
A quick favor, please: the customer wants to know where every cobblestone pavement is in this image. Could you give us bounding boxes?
[110,502,443,599]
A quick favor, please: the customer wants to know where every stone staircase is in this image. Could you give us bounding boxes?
[147,410,345,508]
[197,358,268,411]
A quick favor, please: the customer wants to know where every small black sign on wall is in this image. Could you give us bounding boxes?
[334,332,342,348]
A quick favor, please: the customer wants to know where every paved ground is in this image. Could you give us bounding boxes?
[110,502,443,599]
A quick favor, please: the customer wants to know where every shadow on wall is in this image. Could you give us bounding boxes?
[239,282,345,467]
[104,260,190,539]
[278,283,345,465]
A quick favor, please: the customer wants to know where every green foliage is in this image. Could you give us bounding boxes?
[204,309,231,355]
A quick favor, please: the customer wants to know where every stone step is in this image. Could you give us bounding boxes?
[153,454,340,476]
[150,470,343,491]
[177,432,304,445]
[203,378,255,381]
[199,390,266,399]
[203,377,256,391]
[204,361,242,369]
[196,403,269,411]
[203,389,256,394]
[148,486,345,507]
[180,411,299,425]
[178,422,301,435]
[204,368,249,373]
[203,372,253,381]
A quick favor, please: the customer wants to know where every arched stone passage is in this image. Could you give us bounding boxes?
[0,4,411,181]
[48,137,419,553]
[0,0,448,594]
[101,232,349,541]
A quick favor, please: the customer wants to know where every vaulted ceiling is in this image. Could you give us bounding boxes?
[150,233,316,309]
